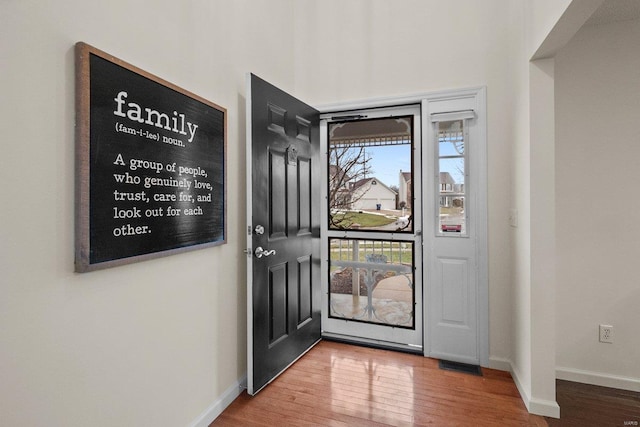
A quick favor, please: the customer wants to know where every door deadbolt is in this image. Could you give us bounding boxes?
[254,225,265,235]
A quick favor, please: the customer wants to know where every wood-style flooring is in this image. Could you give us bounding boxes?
[546,379,640,427]
[211,340,547,426]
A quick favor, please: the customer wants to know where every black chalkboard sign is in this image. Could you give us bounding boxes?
[75,42,226,272]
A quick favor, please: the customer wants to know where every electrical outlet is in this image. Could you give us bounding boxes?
[599,325,613,343]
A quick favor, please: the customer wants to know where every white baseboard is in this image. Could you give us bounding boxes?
[490,357,561,418]
[528,397,561,419]
[512,363,561,418]
[488,356,512,372]
[556,366,640,392]
[188,375,246,427]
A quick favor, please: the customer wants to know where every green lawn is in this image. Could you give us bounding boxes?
[329,240,414,264]
[331,211,396,228]
[329,250,413,265]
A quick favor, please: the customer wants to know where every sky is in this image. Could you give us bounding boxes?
[366,144,411,188]
[364,142,464,189]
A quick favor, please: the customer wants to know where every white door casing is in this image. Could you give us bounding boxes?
[317,87,488,365]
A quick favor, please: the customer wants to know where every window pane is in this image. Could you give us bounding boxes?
[439,120,464,155]
[438,119,466,235]
[440,196,465,233]
[439,158,465,189]
[329,238,414,328]
[328,117,413,232]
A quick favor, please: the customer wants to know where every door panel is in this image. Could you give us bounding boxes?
[247,74,321,394]
[297,158,312,234]
[431,255,477,361]
[268,262,288,346]
[439,258,468,324]
[268,149,288,239]
[297,255,312,325]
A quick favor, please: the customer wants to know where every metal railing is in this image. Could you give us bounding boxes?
[329,256,413,324]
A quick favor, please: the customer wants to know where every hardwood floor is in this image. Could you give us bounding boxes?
[546,380,640,427]
[211,341,547,426]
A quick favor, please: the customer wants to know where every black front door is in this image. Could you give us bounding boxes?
[247,74,321,394]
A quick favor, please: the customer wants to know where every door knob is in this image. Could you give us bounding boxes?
[254,246,276,258]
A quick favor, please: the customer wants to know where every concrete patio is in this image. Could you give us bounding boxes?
[329,273,414,327]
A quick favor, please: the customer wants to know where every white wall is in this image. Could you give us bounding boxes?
[508,0,580,416]
[528,58,559,414]
[525,0,573,57]
[292,0,517,367]
[0,1,295,426]
[507,0,533,403]
[510,2,640,417]
[555,18,640,388]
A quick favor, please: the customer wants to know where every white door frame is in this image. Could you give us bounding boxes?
[318,87,488,365]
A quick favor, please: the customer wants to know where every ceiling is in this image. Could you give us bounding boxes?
[584,0,640,26]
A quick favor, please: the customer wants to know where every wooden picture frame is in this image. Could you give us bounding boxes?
[75,42,227,272]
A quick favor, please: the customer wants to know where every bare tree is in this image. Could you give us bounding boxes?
[328,145,373,229]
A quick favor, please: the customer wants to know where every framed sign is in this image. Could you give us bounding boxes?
[75,42,227,272]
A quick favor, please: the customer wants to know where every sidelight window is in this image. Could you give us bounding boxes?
[436,119,467,235]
